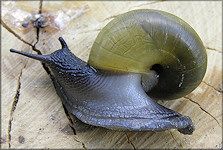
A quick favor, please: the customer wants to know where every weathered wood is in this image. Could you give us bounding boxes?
[1,1,222,149]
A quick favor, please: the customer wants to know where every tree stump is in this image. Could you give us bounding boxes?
[1,1,222,149]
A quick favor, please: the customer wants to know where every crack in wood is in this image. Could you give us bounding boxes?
[34,2,87,149]
[1,19,43,54]
[82,142,87,150]
[32,0,43,54]
[168,131,183,148]
[73,136,87,150]
[78,28,101,35]
[103,0,165,23]
[1,0,46,54]
[33,0,43,53]
[5,1,49,148]
[103,15,119,22]
[39,0,43,14]
[202,81,222,93]
[184,96,222,128]
[103,0,165,22]
[1,20,33,47]
[7,64,26,148]
[125,133,136,150]
[131,0,165,8]
[31,0,52,75]
[206,46,222,53]
[62,104,77,135]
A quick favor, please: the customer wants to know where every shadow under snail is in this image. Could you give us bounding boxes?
[10,9,207,135]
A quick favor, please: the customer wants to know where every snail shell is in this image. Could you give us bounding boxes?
[89,9,207,100]
[10,9,207,135]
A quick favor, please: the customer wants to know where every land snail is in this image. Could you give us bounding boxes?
[10,9,207,135]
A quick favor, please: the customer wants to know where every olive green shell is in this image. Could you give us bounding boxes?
[88,9,207,100]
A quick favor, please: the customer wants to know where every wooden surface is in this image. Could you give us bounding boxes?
[1,1,222,149]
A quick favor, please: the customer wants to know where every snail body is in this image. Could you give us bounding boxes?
[10,9,207,135]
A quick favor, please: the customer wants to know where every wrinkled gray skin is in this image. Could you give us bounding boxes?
[10,37,194,134]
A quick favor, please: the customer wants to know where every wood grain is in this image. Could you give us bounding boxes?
[1,1,222,149]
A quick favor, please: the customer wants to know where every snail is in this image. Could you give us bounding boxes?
[10,9,207,135]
